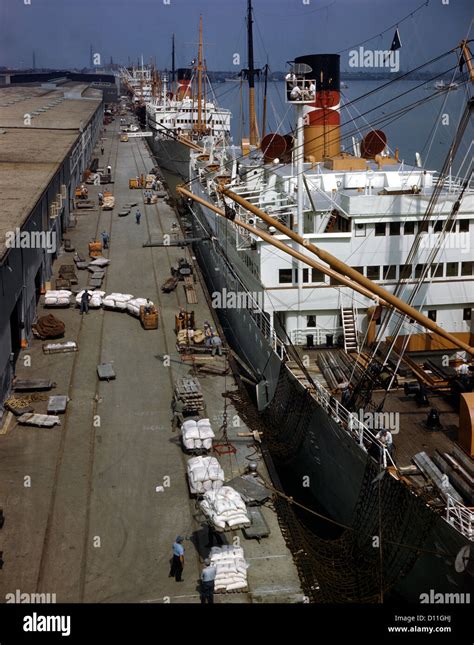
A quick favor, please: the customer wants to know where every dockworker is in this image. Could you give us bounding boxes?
[290,84,302,101]
[203,321,213,341]
[375,430,393,459]
[200,558,217,604]
[80,289,92,315]
[100,231,109,249]
[169,536,185,582]
[107,164,112,176]
[458,361,470,376]
[98,192,104,206]
[210,333,223,357]
[101,146,104,155]
[334,380,352,408]
[375,429,394,457]
[135,208,141,224]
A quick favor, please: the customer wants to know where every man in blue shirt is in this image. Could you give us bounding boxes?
[169,536,185,581]
[200,558,217,604]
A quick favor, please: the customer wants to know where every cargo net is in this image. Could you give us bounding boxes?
[315,458,435,602]
[261,365,313,462]
[226,369,437,603]
[270,456,437,603]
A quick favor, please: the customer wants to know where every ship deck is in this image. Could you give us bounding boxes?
[286,347,473,509]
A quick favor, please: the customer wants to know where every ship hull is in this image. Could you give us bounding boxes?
[149,136,190,180]
[186,193,473,602]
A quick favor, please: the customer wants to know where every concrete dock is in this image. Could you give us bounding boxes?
[0,114,302,604]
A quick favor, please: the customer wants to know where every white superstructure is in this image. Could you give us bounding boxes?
[190,144,474,346]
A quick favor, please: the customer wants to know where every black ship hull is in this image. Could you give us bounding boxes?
[148,133,191,179]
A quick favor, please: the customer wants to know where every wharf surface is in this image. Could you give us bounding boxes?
[0,115,302,604]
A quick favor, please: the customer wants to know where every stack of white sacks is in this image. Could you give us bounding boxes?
[127,298,154,317]
[75,290,105,308]
[209,546,249,592]
[200,486,250,531]
[187,456,224,495]
[44,290,72,307]
[102,293,134,311]
[181,418,215,452]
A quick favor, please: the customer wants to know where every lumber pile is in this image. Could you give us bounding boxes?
[183,276,198,304]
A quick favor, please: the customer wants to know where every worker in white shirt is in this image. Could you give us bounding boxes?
[290,84,302,101]
[375,429,393,456]
[200,558,217,604]
[458,361,470,376]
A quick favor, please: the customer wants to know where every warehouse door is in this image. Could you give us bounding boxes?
[10,297,22,362]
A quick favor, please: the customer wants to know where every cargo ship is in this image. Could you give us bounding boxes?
[174,2,474,602]
[146,18,231,179]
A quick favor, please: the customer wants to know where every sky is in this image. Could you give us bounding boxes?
[0,0,472,73]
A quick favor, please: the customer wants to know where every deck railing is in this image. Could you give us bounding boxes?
[288,363,396,469]
[287,362,474,541]
[446,495,474,541]
[291,327,342,346]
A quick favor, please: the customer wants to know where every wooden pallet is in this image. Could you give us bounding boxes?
[214,586,249,594]
[183,276,198,304]
[43,341,78,354]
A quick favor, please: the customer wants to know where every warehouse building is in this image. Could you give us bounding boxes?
[0,82,103,407]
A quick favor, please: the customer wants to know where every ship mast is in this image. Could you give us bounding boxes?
[171,33,176,90]
[261,61,269,139]
[247,0,259,146]
[196,15,204,134]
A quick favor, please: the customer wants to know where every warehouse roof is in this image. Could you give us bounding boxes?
[0,85,102,130]
[0,84,103,260]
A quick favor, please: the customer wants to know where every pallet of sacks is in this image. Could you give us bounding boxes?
[209,545,249,593]
[44,290,72,308]
[102,293,134,311]
[181,418,215,454]
[187,456,224,496]
[75,290,105,309]
[199,486,251,532]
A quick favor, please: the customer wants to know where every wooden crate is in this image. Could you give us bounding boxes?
[140,306,158,330]
[88,241,102,257]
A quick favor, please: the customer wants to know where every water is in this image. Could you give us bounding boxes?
[211,79,471,174]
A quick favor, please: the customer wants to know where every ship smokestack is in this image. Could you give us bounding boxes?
[176,68,192,100]
[294,54,340,162]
